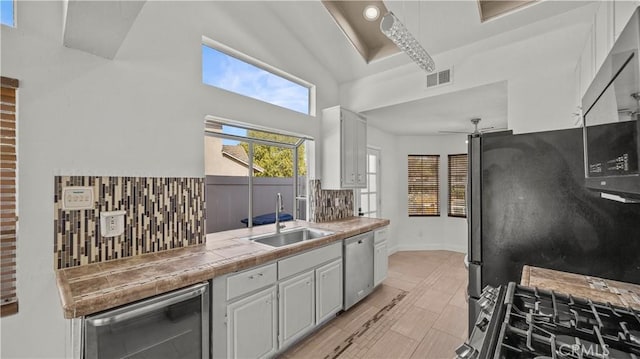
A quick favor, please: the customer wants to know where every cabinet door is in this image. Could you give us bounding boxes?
[374,241,388,287]
[227,286,277,359]
[341,111,357,187]
[315,259,343,324]
[355,118,367,187]
[279,271,315,349]
[594,1,613,72]
[614,0,638,41]
[579,29,595,98]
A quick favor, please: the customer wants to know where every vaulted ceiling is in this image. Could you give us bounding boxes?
[61,0,599,135]
[265,1,596,85]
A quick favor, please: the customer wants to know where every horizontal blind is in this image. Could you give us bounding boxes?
[448,154,468,217]
[1,76,18,317]
[408,155,439,216]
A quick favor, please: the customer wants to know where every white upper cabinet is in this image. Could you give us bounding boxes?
[577,1,639,101]
[579,27,595,100]
[615,1,640,41]
[594,1,614,72]
[321,106,367,189]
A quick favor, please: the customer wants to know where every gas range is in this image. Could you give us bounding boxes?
[457,283,640,358]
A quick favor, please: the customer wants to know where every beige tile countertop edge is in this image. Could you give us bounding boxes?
[520,264,640,310]
[56,217,390,319]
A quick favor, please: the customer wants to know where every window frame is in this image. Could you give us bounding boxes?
[407,154,440,217]
[204,117,310,229]
[448,154,468,218]
[1,75,19,317]
[201,36,316,116]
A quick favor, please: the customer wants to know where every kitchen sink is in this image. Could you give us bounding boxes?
[250,228,334,247]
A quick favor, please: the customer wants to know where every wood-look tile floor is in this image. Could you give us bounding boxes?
[281,250,468,359]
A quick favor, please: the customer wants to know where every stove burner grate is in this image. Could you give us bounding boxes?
[493,284,640,359]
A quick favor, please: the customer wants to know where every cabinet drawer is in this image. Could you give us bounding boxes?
[374,227,388,244]
[278,242,342,280]
[227,263,277,301]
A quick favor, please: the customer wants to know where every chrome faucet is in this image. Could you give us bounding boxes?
[275,193,285,234]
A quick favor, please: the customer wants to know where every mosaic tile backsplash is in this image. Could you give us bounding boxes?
[54,176,205,269]
[309,179,354,222]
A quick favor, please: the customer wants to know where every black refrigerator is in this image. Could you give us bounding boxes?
[467,127,640,330]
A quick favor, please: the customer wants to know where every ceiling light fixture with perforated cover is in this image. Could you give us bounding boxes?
[380,11,435,73]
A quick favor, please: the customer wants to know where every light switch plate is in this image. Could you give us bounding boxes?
[62,187,94,210]
[100,211,126,237]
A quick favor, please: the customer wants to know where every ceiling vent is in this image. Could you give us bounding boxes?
[426,68,453,89]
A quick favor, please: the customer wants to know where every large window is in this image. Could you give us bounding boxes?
[408,155,440,216]
[448,154,468,218]
[1,76,18,316]
[202,38,313,115]
[0,0,14,27]
[204,118,309,233]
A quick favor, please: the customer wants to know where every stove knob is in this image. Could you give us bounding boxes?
[455,343,478,359]
[481,285,496,295]
[478,296,493,313]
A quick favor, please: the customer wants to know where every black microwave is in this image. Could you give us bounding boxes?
[582,7,640,200]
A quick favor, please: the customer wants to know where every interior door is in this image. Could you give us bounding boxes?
[358,147,381,218]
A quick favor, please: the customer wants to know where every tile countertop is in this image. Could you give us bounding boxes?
[55,217,389,319]
[521,265,640,310]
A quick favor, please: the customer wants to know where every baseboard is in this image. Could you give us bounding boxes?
[388,245,399,255]
[396,243,467,253]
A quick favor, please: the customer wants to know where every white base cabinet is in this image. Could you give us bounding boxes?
[227,286,277,359]
[211,241,345,359]
[278,271,315,348]
[315,259,343,325]
[374,227,389,287]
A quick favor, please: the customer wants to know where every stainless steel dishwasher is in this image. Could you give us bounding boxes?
[84,282,209,359]
[343,231,374,310]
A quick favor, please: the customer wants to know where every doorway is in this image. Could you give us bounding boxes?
[358,147,381,218]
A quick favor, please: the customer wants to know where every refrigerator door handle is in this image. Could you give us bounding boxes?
[468,262,482,298]
[468,135,482,263]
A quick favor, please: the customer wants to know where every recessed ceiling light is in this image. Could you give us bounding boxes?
[363,5,380,21]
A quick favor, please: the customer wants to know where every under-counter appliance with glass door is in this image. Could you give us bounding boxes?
[84,282,209,358]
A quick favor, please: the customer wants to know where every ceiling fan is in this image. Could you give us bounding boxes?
[438,118,506,135]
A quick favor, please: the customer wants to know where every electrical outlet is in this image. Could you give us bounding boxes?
[100,211,126,237]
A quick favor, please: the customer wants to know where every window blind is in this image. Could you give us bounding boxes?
[1,76,18,317]
[448,154,468,218]
[408,155,439,216]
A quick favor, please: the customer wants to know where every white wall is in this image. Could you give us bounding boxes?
[0,1,338,357]
[340,6,596,134]
[394,135,469,253]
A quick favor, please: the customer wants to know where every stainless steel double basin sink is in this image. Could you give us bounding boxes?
[247,227,334,247]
